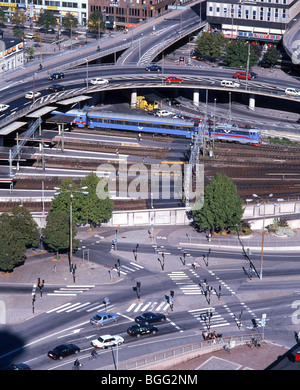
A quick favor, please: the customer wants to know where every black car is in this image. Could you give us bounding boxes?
[145,65,162,72]
[250,72,258,79]
[47,344,80,360]
[135,311,166,325]
[127,324,158,337]
[48,84,66,92]
[47,72,64,80]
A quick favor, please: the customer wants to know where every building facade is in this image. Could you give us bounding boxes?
[0,37,24,73]
[89,0,177,30]
[0,1,88,26]
[206,0,300,43]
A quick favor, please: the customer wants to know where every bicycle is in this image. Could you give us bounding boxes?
[89,352,100,361]
[223,344,231,354]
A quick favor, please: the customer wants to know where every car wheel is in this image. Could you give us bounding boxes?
[100,323,104,326]
[118,341,123,345]
[75,350,79,354]
[160,318,165,322]
[114,318,118,322]
[152,330,157,334]
[59,356,63,360]
[136,334,141,338]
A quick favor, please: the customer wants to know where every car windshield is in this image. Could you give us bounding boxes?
[97,337,105,342]
[93,315,102,320]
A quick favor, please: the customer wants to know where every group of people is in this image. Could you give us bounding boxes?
[202,330,223,341]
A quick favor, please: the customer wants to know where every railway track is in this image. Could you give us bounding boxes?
[2,137,300,212]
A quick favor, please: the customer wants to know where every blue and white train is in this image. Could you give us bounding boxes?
[50,109,261,145]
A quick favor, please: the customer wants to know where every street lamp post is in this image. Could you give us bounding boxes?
[252,193,283,280]
[54,184,88,268]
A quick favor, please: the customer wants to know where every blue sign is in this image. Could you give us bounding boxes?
[114,238,118,243]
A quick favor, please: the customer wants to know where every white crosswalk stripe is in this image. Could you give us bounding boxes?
[47,285,95,297]
[46,301,114,314]
[168,271,203,295]
[112,262,144,275]
[126,301,169,313]
[188,307,230,329]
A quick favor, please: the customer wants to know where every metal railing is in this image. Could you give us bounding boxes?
[117,333,263,370]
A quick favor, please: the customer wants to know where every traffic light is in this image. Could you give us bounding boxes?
[170,290,174,298]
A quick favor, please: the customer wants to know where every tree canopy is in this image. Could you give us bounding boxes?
[42,209,79,257]
[195,31,228,61]
[36,9,57,30]
[88,10,106,32]
[192,173,244,232]
[223,40,260,69]
[0,206,40,272]
[261,46,280,68]
[51,174,113,226]
[62,12,78,31]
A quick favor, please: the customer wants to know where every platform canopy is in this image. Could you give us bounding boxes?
[26,106,57,118]
[0,121,27,136]
[57,95,91,105]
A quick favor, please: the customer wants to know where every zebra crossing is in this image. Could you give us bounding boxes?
[167,270,202,295]
[46,300,115,314]
[188,307,230,329]
[126,300,170,313]
[112,261,144,275]
[47,285,96,297]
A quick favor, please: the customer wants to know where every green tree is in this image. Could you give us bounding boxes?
[80,172,113,227]
[13,28,24,39]
[9,206,40,248]
[0,8,7,24]
[223,40,259,68]
[0,213,26,272]
[10,8,26,27]
[261,46,280,68]
[37,9,57,30]
[42,209,79,258]
[195,31,228,61]
[51,178,84,224]
[62,12,78,32]
[88,10,105,33]
[192,173,244,232]
[28,47,35,59]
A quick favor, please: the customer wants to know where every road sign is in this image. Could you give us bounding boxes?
[168,5,186,10]
[114,238,118,243]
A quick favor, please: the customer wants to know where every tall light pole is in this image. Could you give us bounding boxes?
[252,193,283,280]
[54,184,88,267]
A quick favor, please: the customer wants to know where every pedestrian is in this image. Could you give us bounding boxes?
[297,331,300,343]
[74,358,81,370]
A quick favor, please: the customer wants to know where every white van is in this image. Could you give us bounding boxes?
[221,80,240,88]
[25,33,34,39]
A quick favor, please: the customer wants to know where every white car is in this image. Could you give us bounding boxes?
[156,109,173,117]
[25,91,41,99]
[220,80,240,88]
[0,104,9,112]
[285,88,300,97]
[90,78,109,85]
[91,334,124,349]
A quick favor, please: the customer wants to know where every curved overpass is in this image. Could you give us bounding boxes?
[1,66,300,130]
[283,18,300,66]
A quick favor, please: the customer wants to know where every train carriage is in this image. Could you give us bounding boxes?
[50,109,261,145]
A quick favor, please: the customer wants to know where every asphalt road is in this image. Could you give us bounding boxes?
[1,225,300,370]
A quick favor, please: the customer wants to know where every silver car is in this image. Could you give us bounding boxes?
[90,312,119,327]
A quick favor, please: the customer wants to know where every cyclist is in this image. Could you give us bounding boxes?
[39,63,43,70]
[91,348,99,359]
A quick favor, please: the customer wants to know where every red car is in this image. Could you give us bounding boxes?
[165,76,183,84]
